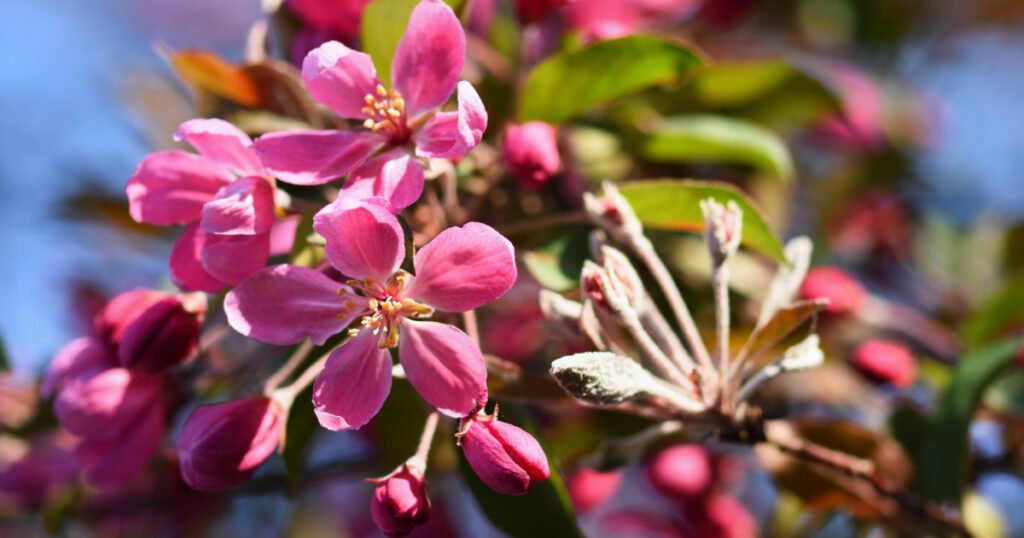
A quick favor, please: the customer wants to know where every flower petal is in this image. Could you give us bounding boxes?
[407,222,516,312]
[391,0,465,115]
[174,118,264,177]
[200,177,277,235]
[313,198,404,281]
[398,320,487,417]
[342,149,425,212]
[201,231,272,286]
[126,151,232,226]
[269,214,301,256]
[78,402,165,490]
[253,130,383,186]
[312,330,393,430]
[413,82,487,158]
[169,224,230,293]
[225,265,365,346]
[41,337,116,399]
[303,41,381,119]
[54,368,163,441]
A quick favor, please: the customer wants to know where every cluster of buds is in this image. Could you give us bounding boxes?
[551,183,826,432]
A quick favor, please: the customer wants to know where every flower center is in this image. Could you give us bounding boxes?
[362,85,410,144]
[344,272,433,349]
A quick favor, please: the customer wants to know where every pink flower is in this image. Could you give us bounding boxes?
[225,200,516,429]
[176,397,284,492]
[566,467,621,513]
[851,339,917,388]
[458,411,550,495]
[502,122,561,189]
[562,0,701,41]
[126,118,279,292]
[812,65,885,151]
[370,466,431,537]
[686,495,758,538]
[253,0,487,212]
[513,0,573,25]
[646,444,714,501]
[286,0,372,46]
[799,266,866,315]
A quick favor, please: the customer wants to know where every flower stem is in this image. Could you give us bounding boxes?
[408,412,440,473]
[712,263,731,409]
[463,310,480,346]
[618,306,693,391]
[264,339,315,393]
[276,354,328,406]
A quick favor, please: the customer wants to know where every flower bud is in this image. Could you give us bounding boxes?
[550,352,653,405]
[118,296,205,373]
[512,0,570,24]
[600,246,645,307]
[502,122,561,189]
[95,289,169,346]
[701,198,743,266]
[583,182,642,241]
[688,495,758,538]
[176,397,283,492]
[799,267,866,314]
[647,444,714,500]
[460,413,550,495]
[566,467,621,513]
[54,367,164,441]
[580,261,611,310]
[371,466,431,537]
[851,339,917,388]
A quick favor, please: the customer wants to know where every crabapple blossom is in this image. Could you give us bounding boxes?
[799,266,866,315]
[254,0,487,212]
[225,199,516,429]
[370,465,431,537]
[458,410,550,495]
[851,339,917,388]
[502,121,561,189]
[646,444,714,500]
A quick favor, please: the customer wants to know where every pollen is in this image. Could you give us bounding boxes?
[361,86,411,143]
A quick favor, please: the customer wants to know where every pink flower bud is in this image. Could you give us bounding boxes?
[566,467,621,513]
[512,0,571,25]
[54,367,165,441]
[688,495,758,538]
[460,414,550,496]
[647,443,714,500]
[118,296,204,373]
[502,122,561,189]
[176,397,283,492]
[95,289,170,346]
[799,267,866,314]
[851,339,917,388]
[371,466,431,537]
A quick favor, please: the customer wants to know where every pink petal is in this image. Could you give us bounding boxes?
[78,402,165,490]
[174,118,265,177]
[126,151,232,226]
[398,320,487,417]
[269,214,301,256]
[313,198,404,282]
[54,368,163,442]
[225,265,366,346]
[342,149,425,212]
[200,177,277,235]
[253,130,383,185]
[302,41,381,119]
[201,231,272,286]
[407,222,516,312]
[41,337,116,399]
[413,82,487,158]
[169,224,230,293]
[312,330,393,430]
[391,0,465,115]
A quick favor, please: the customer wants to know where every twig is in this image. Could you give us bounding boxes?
[263,339,314,393]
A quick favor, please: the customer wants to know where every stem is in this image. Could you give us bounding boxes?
[632,235,715,377]
[462,310,480,347]
[618,307,693,391]
[408,412,440,472]
[639,301,696,373]
[263,339,314,393]
[277,355,328,405]
[712,263,731,410]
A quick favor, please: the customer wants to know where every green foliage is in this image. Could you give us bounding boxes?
[642,115,795,181]
[518,35,703,124]
[282,382,317,488]
[0,335,9,372]
[289,213,325,268]
[522,231,590,291]
[962,274,1024,347]
[617,180,787,263]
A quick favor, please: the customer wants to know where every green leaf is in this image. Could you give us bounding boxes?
[617,180,787,263]
[917,338,1023,502]
[518,35,703,124]
[522,231,590,291]
[642,115,794,181]
[360,0,463,89]
[289,213,325,268]
[458,406,582,538]
[0,335,9,372]
[282,382,317,488]
[962,275,1024,347]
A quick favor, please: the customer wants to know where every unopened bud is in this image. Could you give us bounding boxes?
[118,295,205,373]
[550,352,654,404]
[581,261,611,310]
[800,267,866,315]
[176,397,283,491]
[370,466,431,537]
[566,467,622,513]
[54,367,164,441]
[583,182,642,241]
[700,198,742,265]
[502,122,561,189]
[851,339,917,388]
[460,413,550,496]
[601,246,645,307]
[647,444,714,500]
[95,289,170,346]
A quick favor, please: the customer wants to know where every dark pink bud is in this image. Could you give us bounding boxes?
[371,466,431,537]
[95,289,170,346]
[54,367,164,441]
[800,267,866,315]
[647,444,714,500]
[176,397,283,492]
[512,0,571,25]
[41,337,116,398]
[566,467,621,513]
[851,339,917,388]
[688,495,758,538]
[118,296,205,373]
[460,414,550,496]
[502,122,561,189]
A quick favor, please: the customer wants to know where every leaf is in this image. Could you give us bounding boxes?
[282,382,317,488]
[360,0,464,89]
[642,115,795,181]
[617,180,787,263]
[167,49,262,107]
[962,275,1024,347]
[917,338,1023,503]
[457,405,583,538]
[518,35,703,124]
[522,231,590,292]
[737,300,827,366]
[289,213,325,268]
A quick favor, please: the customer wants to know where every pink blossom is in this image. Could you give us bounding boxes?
[566,467,622,513]
[812,65,885,151]
[126,118,281,291]
[176,397,284,492]
[502,121,561,189]
[253,0,487,212]
[225,201,516,429]
[851,339,917,388]
[646,444,714,501]
[458,411,550,495]
[370,466,431,537]
[799,266,866,315]
[513,0,573,25]
[686,495,758,538]
[287,0,373,46]
[561,0,701,41]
